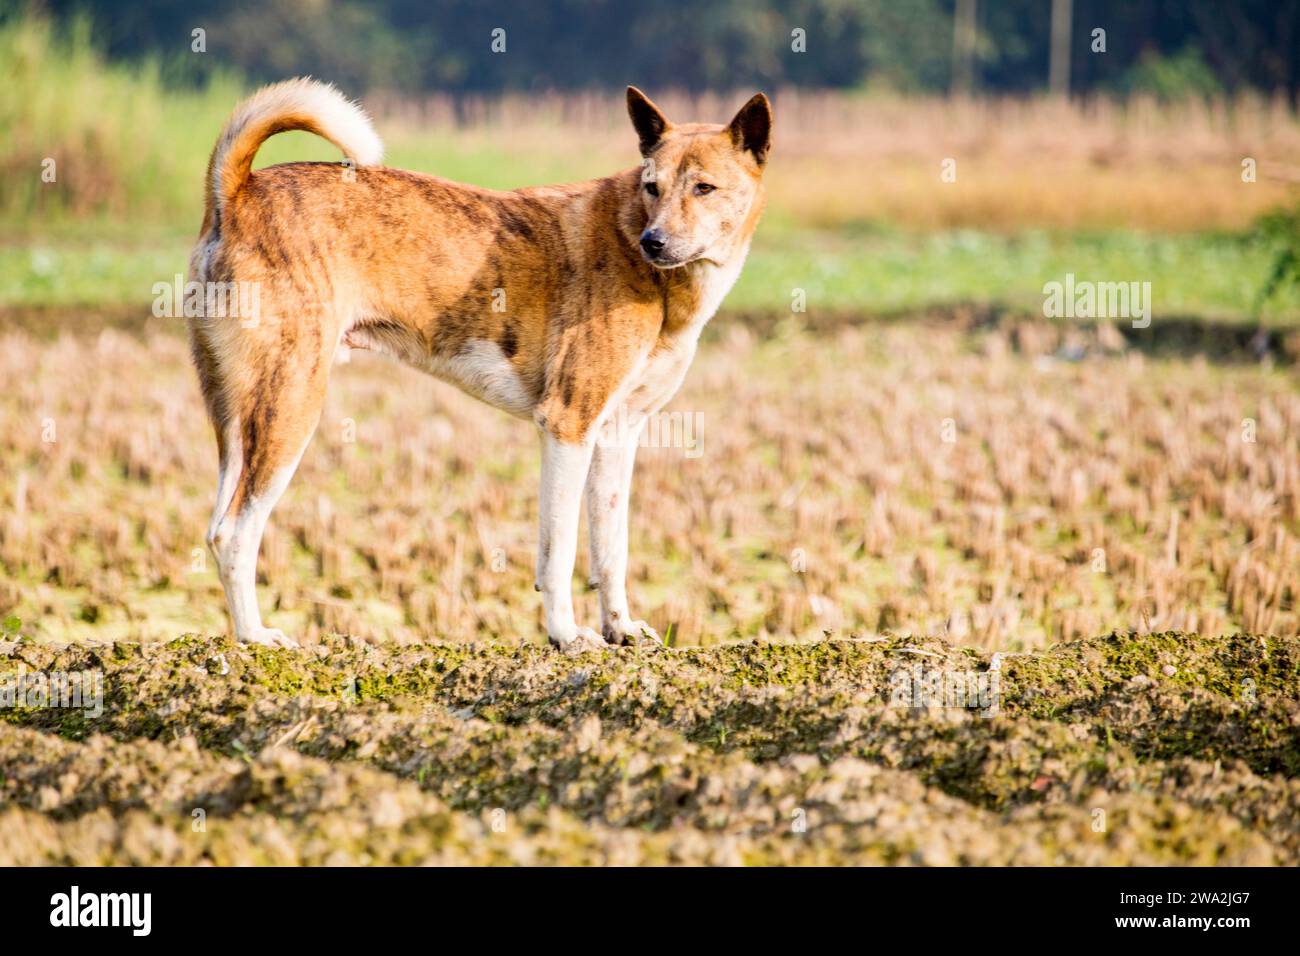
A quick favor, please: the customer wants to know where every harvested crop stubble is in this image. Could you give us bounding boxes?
[1,317,1297,646]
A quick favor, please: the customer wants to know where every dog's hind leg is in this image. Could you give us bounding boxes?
[202,318,335,648]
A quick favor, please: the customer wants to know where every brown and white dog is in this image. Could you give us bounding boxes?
[188,79,771,653]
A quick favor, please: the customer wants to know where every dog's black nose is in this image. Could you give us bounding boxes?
[640,229,666,257]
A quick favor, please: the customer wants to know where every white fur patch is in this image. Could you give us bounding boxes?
[209,444,308,642]
[585,421,643,630]
[691,249,749,330]
[537,434,597,642]
[207,421,243,545]
[427,340,534,418]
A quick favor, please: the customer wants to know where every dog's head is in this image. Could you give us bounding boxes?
[626,87,771,268]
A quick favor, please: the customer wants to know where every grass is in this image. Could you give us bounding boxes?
[6,225,1300,323]
[739,226,1300,321]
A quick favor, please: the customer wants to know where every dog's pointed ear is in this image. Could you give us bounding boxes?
[727,92,772,165]
[627,86,670,155]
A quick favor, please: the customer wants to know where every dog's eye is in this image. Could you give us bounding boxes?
[694,183,716,196]
[644,182,659,197]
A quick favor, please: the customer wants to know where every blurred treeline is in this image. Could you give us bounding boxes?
[12,0,1300,99]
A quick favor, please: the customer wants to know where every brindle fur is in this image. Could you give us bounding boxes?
[189,79,771,651]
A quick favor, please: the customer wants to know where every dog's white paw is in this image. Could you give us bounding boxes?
[550,627,610,656]
[603,620,663,648]
[241,627,299,649]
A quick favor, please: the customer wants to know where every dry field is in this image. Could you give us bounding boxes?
[3,306,1300,864]
[2,315,1298,650]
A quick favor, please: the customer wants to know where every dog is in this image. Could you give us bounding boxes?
[188,78,771,653]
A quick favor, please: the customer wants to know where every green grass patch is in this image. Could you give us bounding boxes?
[736,227,1300,324]
[5,225,1299,324]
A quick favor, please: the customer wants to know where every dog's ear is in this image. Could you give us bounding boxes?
[726,93,772,166]
[626,86,671,155]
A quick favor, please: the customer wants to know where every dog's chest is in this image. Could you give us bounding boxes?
[624,339,698,415]
[688,252,748,328]
[623,254,746,414]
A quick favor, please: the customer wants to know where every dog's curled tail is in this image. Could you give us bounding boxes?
[205,77,383,221]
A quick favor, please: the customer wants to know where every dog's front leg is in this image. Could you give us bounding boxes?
[537,432,605,654]
[586,421,660,646]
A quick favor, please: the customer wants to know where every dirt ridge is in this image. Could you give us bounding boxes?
[1,630,1296,865]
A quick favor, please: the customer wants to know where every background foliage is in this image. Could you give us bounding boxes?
[14,0,1300,98]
